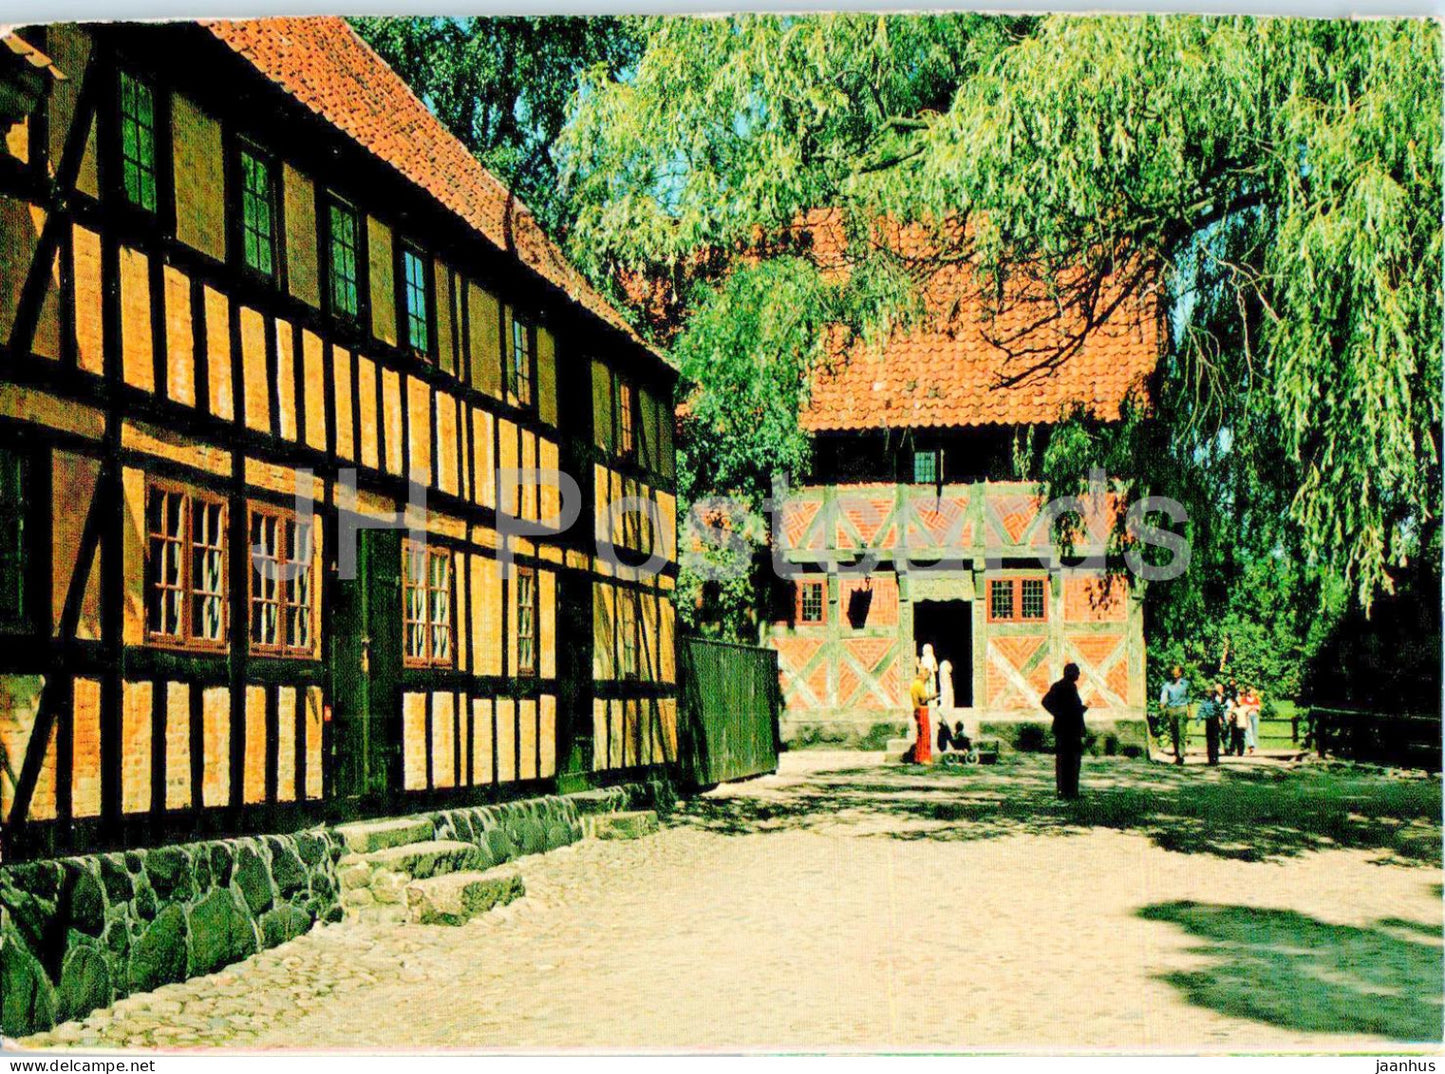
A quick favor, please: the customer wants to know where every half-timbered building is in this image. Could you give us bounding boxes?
[0,17,678,862]
[766,214,1159,745]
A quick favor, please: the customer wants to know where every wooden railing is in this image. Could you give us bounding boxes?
[1306,707,1440,769]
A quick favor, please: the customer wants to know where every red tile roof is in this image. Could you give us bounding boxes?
[203,17,668,371]
[798,211,1159,432]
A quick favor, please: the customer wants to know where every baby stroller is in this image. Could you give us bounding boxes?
[936,717,980,765]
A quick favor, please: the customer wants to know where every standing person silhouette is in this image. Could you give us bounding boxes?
[1041,663,1088,799]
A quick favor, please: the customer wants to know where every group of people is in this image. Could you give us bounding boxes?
[908,646,1088,799]
[1158,666,1264,765]
[905,648,1269,801]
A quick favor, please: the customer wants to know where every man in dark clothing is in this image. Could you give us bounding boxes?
[1041,663,1088,799]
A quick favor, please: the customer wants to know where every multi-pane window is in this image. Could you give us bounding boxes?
[248,508,315,656]
[119,71,157,212]
[402,246,429,355]
[1021,578,1047,621]
[618,590,639,679]
[0,449,26,629]
[239,146,277,279]
[509,315,533,406]
[617,380,635,458]
[988,577,1049,623]
[516,567,537,676]
[328,200,361,319]
[913,449,939,484]
[146,484,227,648]
[403,541,452,667]
[989,579,1015,622]
[798,580,825,625]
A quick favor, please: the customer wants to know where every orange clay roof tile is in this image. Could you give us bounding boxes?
[798,210,1160,432]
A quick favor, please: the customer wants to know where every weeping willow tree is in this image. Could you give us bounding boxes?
[558,15,1441,660]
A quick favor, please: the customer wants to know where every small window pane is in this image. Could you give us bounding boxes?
[329,203,360,318]
[146,485,227,648]
[119,72,157,212]
[509,316,533,406]
[403,542,453,667]
[913,450,938,484]
[1021,578,1047,620]
[403,247,429,354]
[800,581,824,624]
[990,579,1014,621]
[240,148,276,278]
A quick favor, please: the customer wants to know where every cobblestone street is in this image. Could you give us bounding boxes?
[17,752,1442,1053]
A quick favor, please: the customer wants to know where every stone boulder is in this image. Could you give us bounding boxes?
[56,943,112,1023]
[583,810,659,840]
[404,869,524,926]
[188,889,258,976]
[128,904,187,993]
[334,817,435,855]
[357,840,487,880]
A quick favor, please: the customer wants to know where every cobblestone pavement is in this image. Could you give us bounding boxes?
[17,752,1443,1053]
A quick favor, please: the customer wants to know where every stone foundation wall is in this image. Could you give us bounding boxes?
[0,779,677,1039]
[0,830,344,1038]
[339,796,585,918]
[337,784,675,917]
[976,717,1150,757]
[783,720,908,751]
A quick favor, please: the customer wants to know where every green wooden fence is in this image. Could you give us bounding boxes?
[678,637,781,789]
[1307,707,1440,769]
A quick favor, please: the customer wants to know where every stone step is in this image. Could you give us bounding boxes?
[356,839,488,879]
[333,816,436,855]
[405,868,525,926]
[582,810,658,840]
[563,787,632,815]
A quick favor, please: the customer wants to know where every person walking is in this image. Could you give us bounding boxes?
[1042,663,1088,799]
[1197,682,1227,766]
[1159,665,1191,765]
[908,665,937,765]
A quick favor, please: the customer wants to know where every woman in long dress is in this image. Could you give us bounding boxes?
[920,644,939,699]
[938,658,955,711]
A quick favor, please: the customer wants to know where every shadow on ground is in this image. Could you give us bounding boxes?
[669,755,1442,865]
[1139,900,1444,1042]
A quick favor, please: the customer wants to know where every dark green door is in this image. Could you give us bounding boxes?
[554,571,594,792]
[330,528,402,801]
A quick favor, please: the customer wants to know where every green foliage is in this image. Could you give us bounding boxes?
[350,16,641,236]
[556,14,1442,659]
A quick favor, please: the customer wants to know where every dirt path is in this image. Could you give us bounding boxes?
[19,752,1442,1052]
